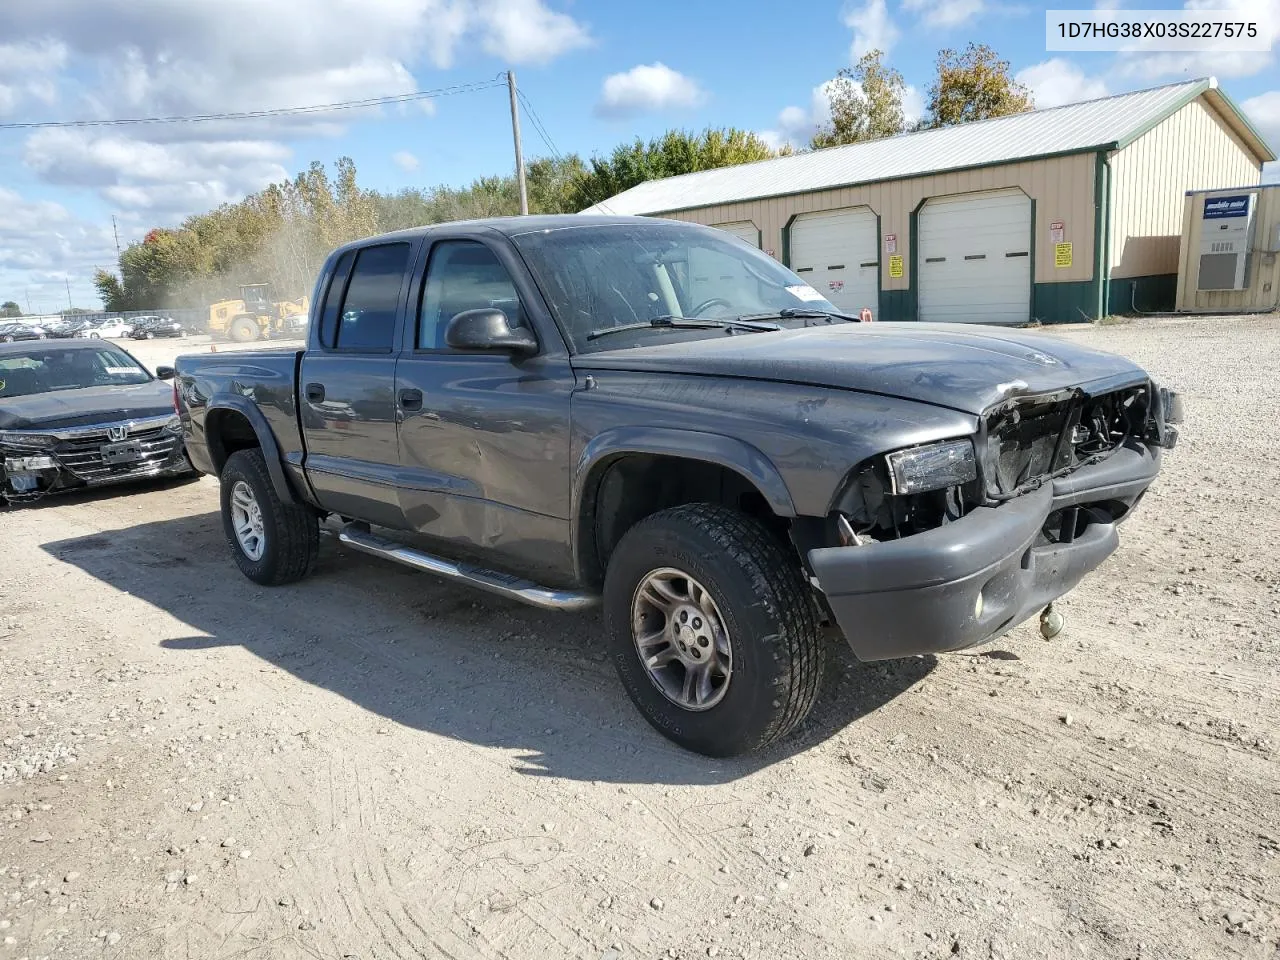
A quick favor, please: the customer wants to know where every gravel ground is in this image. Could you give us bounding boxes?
[2,315,1277,960]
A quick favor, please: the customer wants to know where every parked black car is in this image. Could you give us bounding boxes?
[0,340,192,503]
[176,215,1183,757]
[129,316,186,339]
[0,322,48,343]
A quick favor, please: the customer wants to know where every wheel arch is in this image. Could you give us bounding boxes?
[572,427,797,589]
[205,397,296,504]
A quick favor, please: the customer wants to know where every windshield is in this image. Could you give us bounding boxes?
[0,345,152,399]
[510,221,838,353]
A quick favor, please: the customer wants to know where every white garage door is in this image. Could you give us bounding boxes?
[789,207,879,315]
[918,189,1032,325]
[711,220,761,247]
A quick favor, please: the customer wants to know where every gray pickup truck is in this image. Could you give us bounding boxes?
[175,215,1182,757]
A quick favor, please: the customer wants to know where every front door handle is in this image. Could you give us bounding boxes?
[305,382,325,404]
[399,388,423,411]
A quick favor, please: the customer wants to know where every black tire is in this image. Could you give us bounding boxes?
[219,448,318,585]
[603,503,825,757]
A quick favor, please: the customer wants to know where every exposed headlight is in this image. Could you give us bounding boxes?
[164,415,183,434]
[4,455,56,471]
[0,431,56,449]
[885,439,977,495]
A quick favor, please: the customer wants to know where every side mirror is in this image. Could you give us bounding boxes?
[444,308,537,356]
[155,365,175,380]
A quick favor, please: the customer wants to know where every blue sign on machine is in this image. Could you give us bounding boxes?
[1203,195,1251,219]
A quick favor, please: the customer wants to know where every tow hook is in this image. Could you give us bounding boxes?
[1039,603,1065,640]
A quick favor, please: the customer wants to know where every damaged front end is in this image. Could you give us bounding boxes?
[1,416,190,503]
[803,376,1182,661]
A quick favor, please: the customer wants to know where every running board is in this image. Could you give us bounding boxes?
[337,524,599,612]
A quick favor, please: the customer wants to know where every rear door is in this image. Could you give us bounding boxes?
[299,240,415,528]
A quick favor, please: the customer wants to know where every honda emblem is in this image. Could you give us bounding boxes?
[107,425,129,442]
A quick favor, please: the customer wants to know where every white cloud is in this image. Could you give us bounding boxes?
[843,0,900,58]
[392,150,421,173]
[0,0,594,295]
[902,0,986,28]
[0,188,119,309]
[0,39,67,116]
[1242,91,1280,156]
[475,0,592,65]
[1016,59,1109,109]
[1110,0,1279,81]
[902,84,926,124]
[595,63,705,119]
[767,82,839,148]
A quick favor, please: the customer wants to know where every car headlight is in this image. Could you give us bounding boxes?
[0,431,56,449]
[885,439,977,495]
[164,415,183,434]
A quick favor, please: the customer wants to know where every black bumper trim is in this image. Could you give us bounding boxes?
[808,443,1160,662]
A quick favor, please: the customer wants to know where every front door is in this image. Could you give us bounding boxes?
[299,240,413,528]
[393,237,576,582]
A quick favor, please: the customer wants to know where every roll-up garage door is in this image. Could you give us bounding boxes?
[789,207,878,314]
[711,220,761,247]
[918,189,1032,325]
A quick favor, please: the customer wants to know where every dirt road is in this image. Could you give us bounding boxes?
[2,317,1277,959]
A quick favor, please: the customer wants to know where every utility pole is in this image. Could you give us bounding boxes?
[65,278,73,311]
[111,215,122,267]
[507,70,528,215]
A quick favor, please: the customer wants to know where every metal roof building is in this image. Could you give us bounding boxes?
[584,78,1275,324]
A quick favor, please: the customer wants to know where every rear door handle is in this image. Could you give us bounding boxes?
[305,382,325,404]
[399,388,423,411]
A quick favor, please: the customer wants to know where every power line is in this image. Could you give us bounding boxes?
[516,88,614,213]
[0,76,507,131]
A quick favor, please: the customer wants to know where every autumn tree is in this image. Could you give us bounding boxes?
[811,50,907,149]
[923,43,1033,128]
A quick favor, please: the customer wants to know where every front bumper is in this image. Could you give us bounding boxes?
[1,416,191,500]
[808,441,1162,661]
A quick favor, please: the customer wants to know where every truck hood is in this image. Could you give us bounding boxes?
[0,381,172,431]
[575,322,1147,415]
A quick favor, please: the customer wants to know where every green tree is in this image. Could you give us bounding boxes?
[811,50,906,149]
[570,128,777,210]
[0,301,21,317]
[93,270,130,312]
[923,43,1033,128]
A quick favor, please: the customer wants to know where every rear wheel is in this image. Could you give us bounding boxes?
[229,317,259,343]
[219,449,318,585]
[603,503,826,757]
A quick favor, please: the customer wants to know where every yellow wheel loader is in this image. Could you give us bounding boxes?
[208,284,310,343]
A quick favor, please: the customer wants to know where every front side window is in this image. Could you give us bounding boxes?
[418,240,524,350]
[334,243,410,351]
[510,222,836,354]
[0,346,151,398]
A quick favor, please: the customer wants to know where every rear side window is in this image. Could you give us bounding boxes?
[334,242,410,351]
[318,250,354,348]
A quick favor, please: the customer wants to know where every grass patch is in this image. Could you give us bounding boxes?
[1095,314,1131,326]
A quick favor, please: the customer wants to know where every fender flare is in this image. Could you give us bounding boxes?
[571,426,797,582]
[205,395,296,504]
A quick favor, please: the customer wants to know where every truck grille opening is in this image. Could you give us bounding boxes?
[980,384,1150,502]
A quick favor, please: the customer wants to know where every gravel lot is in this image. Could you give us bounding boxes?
[2,316,1277,960]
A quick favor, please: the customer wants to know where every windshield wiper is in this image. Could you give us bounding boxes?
[586,315,781,341]
[738,308,860,325]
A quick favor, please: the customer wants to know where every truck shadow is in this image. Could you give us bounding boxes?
[42,512,935,786]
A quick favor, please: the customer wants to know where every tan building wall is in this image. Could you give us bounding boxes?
[1175,187,1280,312]
[656,152,1099,291]
[1109,97,1262,279]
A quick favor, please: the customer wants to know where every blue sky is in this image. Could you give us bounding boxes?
[1,0,1277,311]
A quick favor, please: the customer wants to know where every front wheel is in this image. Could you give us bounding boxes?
[603,503,826,757]
[88,332,100,339]
[219,448,318,585]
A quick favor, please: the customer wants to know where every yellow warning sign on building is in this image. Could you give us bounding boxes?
[1054,242,1073,268]
[888,255,903,278]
